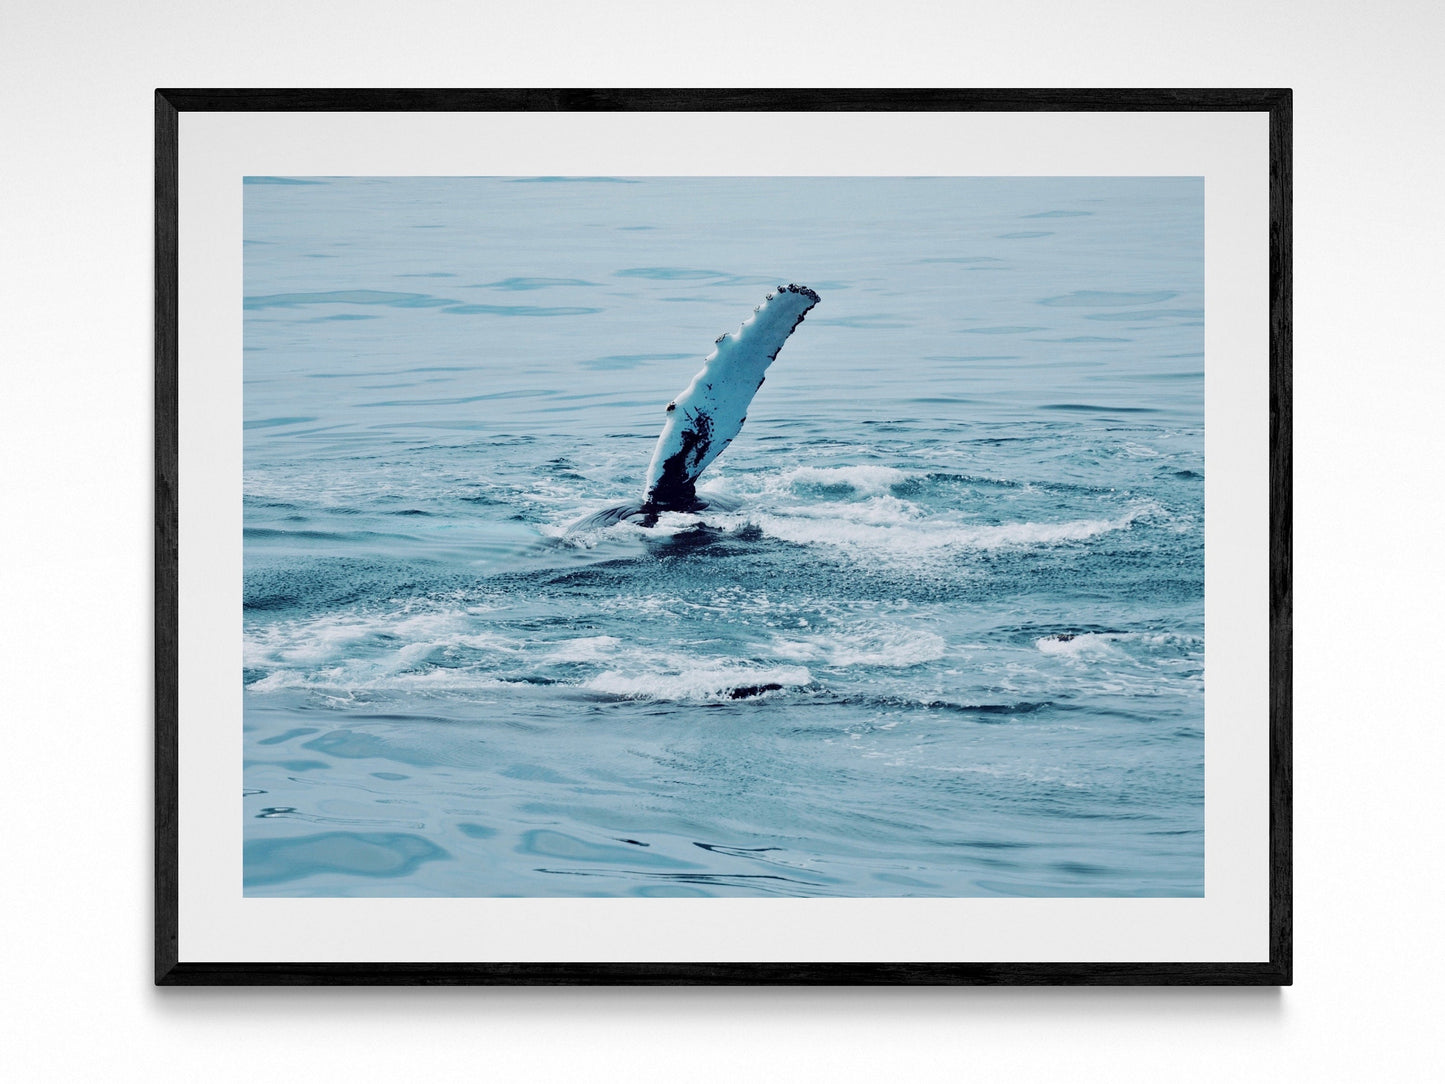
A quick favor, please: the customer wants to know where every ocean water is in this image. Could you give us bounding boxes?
[243,176,1204,897]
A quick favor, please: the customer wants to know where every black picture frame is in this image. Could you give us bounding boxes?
[156,87,1291,986]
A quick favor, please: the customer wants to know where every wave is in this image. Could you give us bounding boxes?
[550,459,1165,562]
[246,603,944,706]
[775,464,908,497]
[727,465,1165,550]
[743,504,1155,555]
[1035,630,1203,664]
[770,625,946,668]
[545,636,622,663]
[245,606,518,681]
[852,695,1053,716]
[1036,632,1122,658]
[244,601,1200,713]
[582,665,813,702]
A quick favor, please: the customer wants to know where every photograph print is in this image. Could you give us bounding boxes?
[242,174,1205,899]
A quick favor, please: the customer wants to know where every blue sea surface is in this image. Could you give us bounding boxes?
[243,177,1204,897]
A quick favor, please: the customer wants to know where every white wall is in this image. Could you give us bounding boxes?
[2,2,1439,1080]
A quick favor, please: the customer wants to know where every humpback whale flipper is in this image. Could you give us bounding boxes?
[569,285,819,532]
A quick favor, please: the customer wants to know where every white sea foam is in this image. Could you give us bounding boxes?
[698,459,1168,558]
[244,606,525,694]
[554,464,1163,563]
[249,668,561,703]
[1036,630,1203,659]
[1035,633,1120,658]
[583,665,813,702]
[779,464,908,496]
[772,625,946,669]
[546,636,621,662]
[750,504,1149,555]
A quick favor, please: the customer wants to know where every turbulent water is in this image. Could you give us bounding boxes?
[243,176,1204,897]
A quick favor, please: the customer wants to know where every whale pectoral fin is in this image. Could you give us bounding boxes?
[640,285,818,509]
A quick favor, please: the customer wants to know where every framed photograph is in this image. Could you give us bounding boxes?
[156,89,1290,984]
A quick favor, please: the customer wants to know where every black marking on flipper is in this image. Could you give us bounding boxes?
[649,408,713,508]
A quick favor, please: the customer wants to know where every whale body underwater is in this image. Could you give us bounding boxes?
[569,284,820,532]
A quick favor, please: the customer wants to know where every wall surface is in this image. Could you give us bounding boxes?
[2,1,1440,1080]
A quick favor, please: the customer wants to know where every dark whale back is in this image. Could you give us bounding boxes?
[568,503,659,531]
[566,495,738,534]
